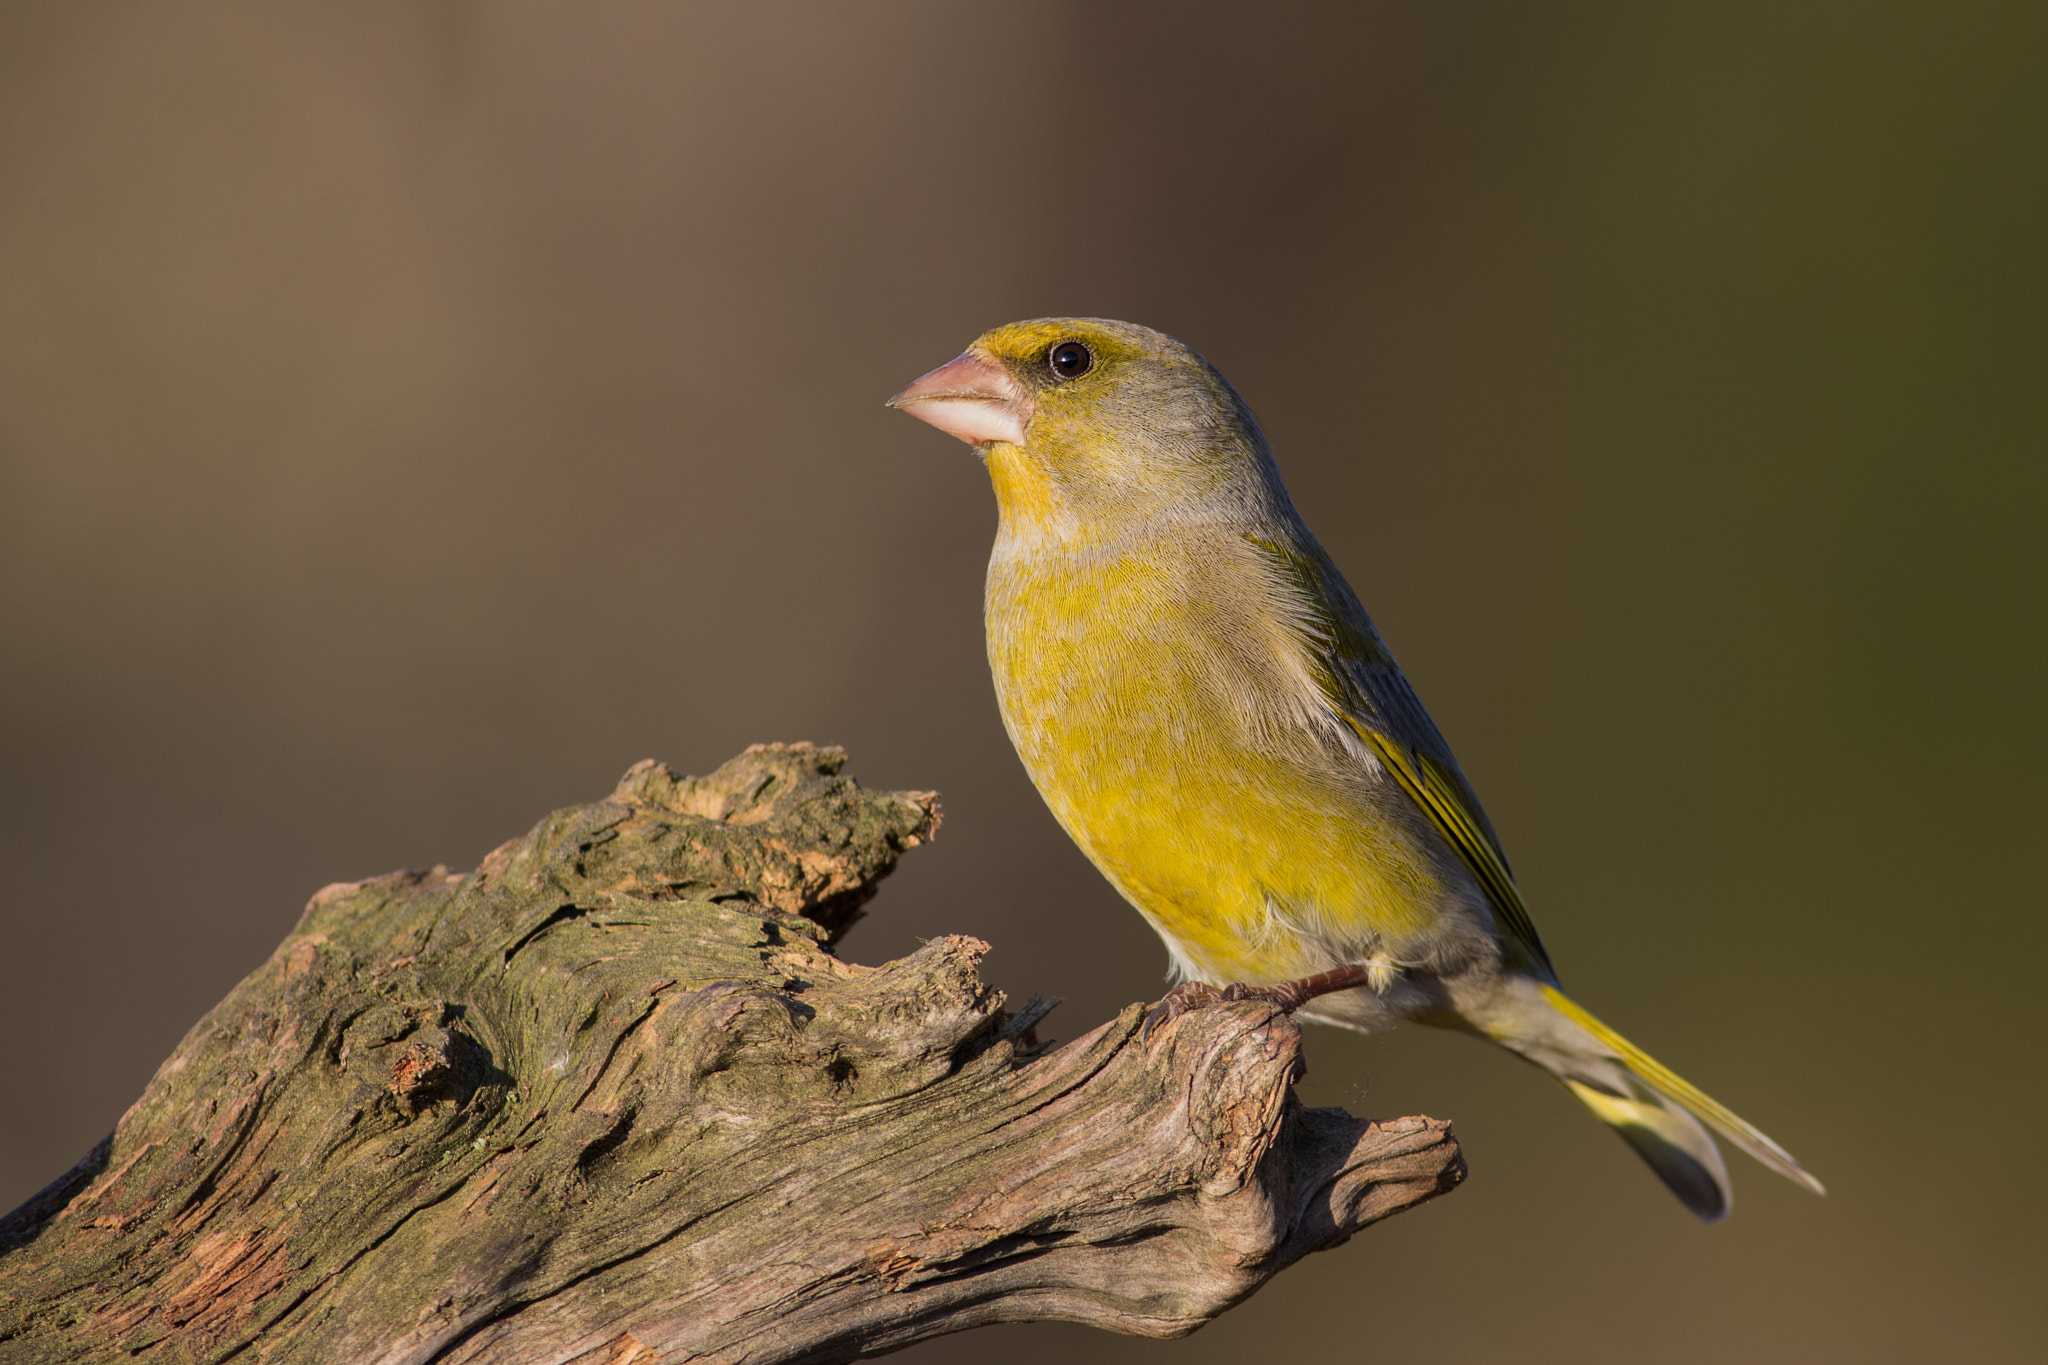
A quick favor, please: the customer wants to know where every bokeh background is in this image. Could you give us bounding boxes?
[2,3,2042,1360]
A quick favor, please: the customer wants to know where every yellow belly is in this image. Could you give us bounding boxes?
[986,536,1448,985]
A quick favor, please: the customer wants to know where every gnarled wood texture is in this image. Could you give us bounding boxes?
[0,744,1463,1363]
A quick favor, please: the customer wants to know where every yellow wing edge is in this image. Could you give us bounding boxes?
[1343,716,1557,980]
[1241,531,1555,979]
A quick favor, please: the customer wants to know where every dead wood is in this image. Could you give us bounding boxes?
[0,744,1463,1364]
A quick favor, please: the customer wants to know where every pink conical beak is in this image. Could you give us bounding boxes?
[885,350,1031,447]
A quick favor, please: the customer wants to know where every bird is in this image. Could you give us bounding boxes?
[886,316,1823,1221]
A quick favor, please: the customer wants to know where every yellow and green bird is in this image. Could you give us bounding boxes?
[888,317,1822,1221]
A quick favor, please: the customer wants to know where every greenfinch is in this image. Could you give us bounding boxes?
[888,317,1823,1221]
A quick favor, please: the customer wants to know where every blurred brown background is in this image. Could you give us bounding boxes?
[1,2,2041,1360]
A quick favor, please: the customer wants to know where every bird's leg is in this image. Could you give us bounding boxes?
[1143,963,1376,1043]
[1220,963,1377,1012]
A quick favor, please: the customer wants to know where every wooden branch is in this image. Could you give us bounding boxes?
[0,744,1463,1364]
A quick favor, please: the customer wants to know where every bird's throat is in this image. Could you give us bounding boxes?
[983,444,1069,547]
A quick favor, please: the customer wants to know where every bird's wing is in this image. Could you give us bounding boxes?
[1244,533,1558,981]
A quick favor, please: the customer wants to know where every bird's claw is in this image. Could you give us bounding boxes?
[1220,980,1314,1011]
[1141,978,1312,1046]
[1140,981,1224,1045]
[1144,965,1381,1045]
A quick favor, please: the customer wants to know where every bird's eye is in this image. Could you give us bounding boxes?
[1048,340,1093,380]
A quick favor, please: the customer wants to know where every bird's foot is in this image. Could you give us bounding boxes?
[1141,963,1377,1044]
[1141,981,1225,1043]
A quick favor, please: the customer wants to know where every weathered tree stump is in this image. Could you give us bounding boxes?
[0,744,1463,1364]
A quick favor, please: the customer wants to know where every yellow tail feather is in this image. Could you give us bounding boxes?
[1564,1079,1732,1221]
[1542,984,1826,1200]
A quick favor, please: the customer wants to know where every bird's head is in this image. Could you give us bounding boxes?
[887,318,1277,540]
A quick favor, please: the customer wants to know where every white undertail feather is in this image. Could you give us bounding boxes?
[1363,949,1400,994]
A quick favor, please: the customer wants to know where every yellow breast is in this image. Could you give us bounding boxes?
[983,498,1448,985]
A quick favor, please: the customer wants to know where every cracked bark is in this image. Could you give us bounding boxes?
[0,744,1463,1364]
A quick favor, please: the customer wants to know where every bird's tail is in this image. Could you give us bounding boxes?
[1491,983,1824,1222]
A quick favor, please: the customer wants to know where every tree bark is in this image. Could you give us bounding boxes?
[0,744,1463,1364]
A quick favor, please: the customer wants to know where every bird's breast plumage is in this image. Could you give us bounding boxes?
[984,518,1468,987]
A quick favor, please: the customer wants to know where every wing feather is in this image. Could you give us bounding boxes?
[1244,533,1558,980]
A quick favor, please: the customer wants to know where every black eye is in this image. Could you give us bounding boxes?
[1048,340,1093,380]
